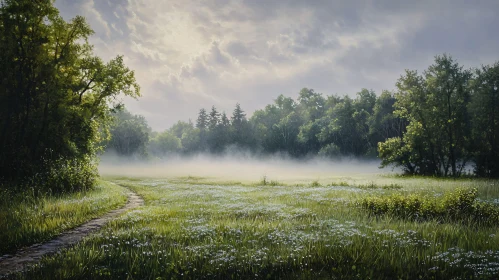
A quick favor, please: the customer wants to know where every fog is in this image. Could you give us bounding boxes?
[99,153,397,184]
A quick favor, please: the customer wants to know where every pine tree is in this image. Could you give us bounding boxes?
[196,108,208,130]
[208,106,220,131]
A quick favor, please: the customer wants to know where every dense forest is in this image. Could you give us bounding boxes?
[107,55,499,178]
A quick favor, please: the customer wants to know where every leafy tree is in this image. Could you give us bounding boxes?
[353,89,377,156]
[169,120,194,139]
[380,55,471,176]
[296,88,326,155]
[378,137,415,174]
[354,89,376,115]
[297,88,326,121]
[274,111,303,155]
[149,131,182,156]
[469,62,499,177]
[298,118,327,154]
[107,110,150,157]
[250,95,301,154]
[318,96,367,156]
[425,54,471,176]
[369,90,406,144]
[251,105,283,153]
[0,0,139,191]
[180,127,201,153]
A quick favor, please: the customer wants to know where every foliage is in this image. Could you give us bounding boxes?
[86,53,499,179]
[9,177,499,279]
[164,88,392,158]
[360,188,499,226]
[106,109,150,157]
[377,54,499,177]
[0,0,140,191]
[148,130,182,156]
[0,181,127,255]
[469,62,499,177]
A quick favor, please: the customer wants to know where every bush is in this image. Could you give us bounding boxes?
[23,156,98,195]
[359,188,499,226]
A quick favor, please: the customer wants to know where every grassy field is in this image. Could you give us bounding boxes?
[0,180,128,255]
[7,171,499,279]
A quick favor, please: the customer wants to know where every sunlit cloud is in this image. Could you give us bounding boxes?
[55,0,499,130]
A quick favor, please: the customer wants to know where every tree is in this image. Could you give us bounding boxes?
[107,110,150,157]
[353,89,377,156]
[180,127,201,153]
[220,112,230,127]
[379,55,471,176]
[231,103,246,128]
[206,106,224,153]
[196,108,208,130]
[298,118,327,155]
[425,54,471,176]
[149,131,181,156]
[208,106,220,131]
[469,62,499,177]
[169,120,194,139]
[196,108,208,151]
[369,90,406,143]
[297,88,326,121]
[251,105,282,153]
[318,96,367,156]
[0,0,140,191]
[229,103,256,149]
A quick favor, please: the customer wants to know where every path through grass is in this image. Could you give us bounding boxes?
[7,176,499,279]
[0,181,128,256]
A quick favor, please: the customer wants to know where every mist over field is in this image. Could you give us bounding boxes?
[3,1,499,279]
[98,153,393,183]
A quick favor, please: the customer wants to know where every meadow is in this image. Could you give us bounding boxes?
[0,181,128,256]
[4,160,499,279]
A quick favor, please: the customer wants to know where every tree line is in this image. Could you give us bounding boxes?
[110,88,404,160]
[108,55,498,178]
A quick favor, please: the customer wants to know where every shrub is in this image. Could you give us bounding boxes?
[359,188,499,226]
[28,156,98,195]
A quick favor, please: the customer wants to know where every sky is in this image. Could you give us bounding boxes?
[55,0,499,131]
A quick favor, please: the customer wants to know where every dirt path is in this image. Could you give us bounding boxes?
[0,190,144,277]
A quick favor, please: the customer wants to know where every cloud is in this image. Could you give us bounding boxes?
[55,0,499,131]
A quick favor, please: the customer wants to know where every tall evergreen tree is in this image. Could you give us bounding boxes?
[231,103,246,128]
[196,108,208,130]
[208,106,220,131]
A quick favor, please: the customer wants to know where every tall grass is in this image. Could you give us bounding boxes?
[7,176,499,279]
[0,181,128,255]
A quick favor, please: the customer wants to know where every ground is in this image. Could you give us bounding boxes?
[3,160,499,279]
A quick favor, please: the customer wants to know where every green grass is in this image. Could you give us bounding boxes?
[0,180,128,255]
[6,175,499,279]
